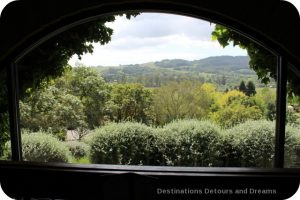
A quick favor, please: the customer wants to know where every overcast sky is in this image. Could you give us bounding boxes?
[68,13,247,67]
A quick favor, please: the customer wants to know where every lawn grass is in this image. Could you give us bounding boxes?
[70,156,91,164]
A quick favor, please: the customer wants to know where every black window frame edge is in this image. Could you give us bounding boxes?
[0,0,300,199]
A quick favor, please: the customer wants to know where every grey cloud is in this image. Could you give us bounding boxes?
[112,13,215,41]
[107,37,166,50]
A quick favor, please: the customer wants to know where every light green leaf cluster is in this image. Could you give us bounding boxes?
[106,83,154,124]
[5,132,70,162]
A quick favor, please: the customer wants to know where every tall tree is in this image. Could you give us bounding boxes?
[246,81,256,96]
[64,67,111,128]
[211,90,263,128]
[153,81,197,125]
[18,13,137,94]
[238,80,247,93]
[107,83,154,124]
[152,81,217,125]
[19,84,87,140]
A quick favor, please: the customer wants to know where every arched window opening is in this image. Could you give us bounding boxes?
[2,12,298,169]
[1,0,300,198]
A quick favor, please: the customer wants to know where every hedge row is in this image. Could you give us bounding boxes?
[88,120,300,167]
[3,120,300,167]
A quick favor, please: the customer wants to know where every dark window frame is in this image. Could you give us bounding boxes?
[1,0,300,199]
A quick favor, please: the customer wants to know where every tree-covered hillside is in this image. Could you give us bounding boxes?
[154,56,250,73]
[93,56,271,89]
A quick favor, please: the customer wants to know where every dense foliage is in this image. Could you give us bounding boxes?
[239,80,256,96]
[0,73,9,156]
[107,83,154,124]
[9,65,300,167]
[211,90,263,128]
[89,122,161,165]
[65,67,111,128]
[0,14,137,156]
[212,25,300,95]
[87,120,300,167]
[227,120,300,167]
[157,120,222,166]
[4,132,70,162]
[0,112,9,157]
[18,67,300,134]
[2,14,300,163]
[65,141,89,160]
[153,81,208,125]
[19,68,156,138]
[20,84,86,140]
[2,119,299,168]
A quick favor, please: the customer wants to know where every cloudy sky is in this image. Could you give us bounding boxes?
[68,13,247,67]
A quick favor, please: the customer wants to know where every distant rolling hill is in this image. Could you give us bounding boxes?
[96,56,251,75]
[94,56,259,88]
[154,56,251,73]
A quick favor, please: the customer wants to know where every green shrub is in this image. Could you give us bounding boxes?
[1,142,10,160]
[226,120,300,168]
[228,120,275,167]
[65,141,89,160]
[89,122,162,165]
[158,120,222,166]
[0,113,10,157]
[285,125,300,167]
[5,132,70,162]
[82,132,97,144]
[219,124,299,168]
[217,133,243,167]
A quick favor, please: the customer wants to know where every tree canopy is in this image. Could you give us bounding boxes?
[212,24,300,95]
[19,14,137,93]
[239,80,246,93]
[0,13,138,156]
[246,81,256,96]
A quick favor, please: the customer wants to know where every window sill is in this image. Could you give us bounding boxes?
[0,161,299,199]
